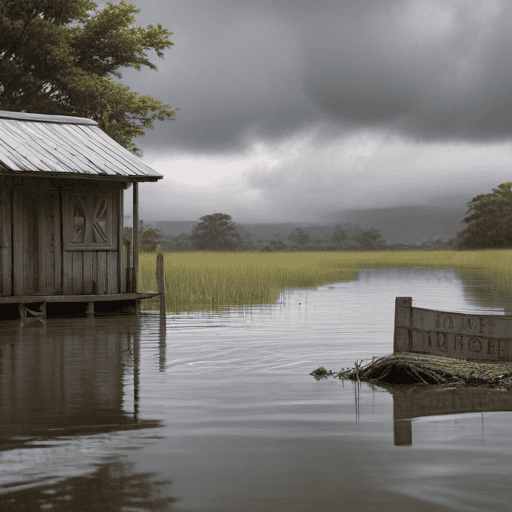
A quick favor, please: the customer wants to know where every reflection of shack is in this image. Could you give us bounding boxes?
[0,317,162,444]
[0,110,162,320]
[392,386,512,446]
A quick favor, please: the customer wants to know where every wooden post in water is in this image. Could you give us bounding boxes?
[394,297,412,353]
[156,253,165,320]
[132,182,140,314]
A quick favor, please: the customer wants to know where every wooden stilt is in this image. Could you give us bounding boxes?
[156,253,165,320]
[18,303,26,323]
[127,267,133,293]
[85,301,94,317]
[19,303,46,326]
[125,240,132,292]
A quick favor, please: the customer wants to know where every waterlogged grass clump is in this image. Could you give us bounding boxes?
[311,353,512,388]
[135,249,512,314]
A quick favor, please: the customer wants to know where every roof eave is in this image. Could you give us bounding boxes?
[0,170,163,182]
[0,110,97,125]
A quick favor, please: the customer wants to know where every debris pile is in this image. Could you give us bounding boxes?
[311,353,512,388]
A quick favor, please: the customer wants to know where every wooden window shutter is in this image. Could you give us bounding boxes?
[64,191,116,250]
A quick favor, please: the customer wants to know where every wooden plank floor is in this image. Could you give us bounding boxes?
[0,292,160,304]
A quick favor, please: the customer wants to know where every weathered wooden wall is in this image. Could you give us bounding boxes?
[62,248,120,295]
[0,177,12,296]
[12,185,61,295]
[1,177,126,297]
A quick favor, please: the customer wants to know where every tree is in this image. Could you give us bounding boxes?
[164,232,193,251]
[355,228,387,250]
[239,231,256,251]
[0,0,178,152]
[124,221,162,252]
[190,213,244,251]
[139,225,163,252]
[269,233,287,251]
[456,182,512,249]
[288,228,311,249]
[330,224,347,246]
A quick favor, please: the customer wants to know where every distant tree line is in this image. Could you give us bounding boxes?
[124,213,456,252]
[124,179,512,253]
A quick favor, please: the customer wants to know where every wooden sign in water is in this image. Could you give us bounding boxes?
[394,297,512,362]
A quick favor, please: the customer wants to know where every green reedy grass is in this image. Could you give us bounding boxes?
[135,250,512,314]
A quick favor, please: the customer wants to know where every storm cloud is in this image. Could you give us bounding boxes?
[125,0,512,154]
[111,0,512,223]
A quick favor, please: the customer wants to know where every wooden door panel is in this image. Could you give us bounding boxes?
[37,194,56,294]
[23,195,37,294]
[13,188,59,295]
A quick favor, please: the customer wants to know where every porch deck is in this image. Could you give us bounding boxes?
[0,292,160,304]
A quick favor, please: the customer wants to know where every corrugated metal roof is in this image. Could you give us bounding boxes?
[0,110,163,181]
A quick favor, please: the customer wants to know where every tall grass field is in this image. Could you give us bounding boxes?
[136,250,512,313]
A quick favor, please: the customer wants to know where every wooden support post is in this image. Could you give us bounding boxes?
[159,318,166,373]
[18,303,26,323]
[132,181,139,295]
[127,268,133,293]
[86,301,94,317]
[118,187,124,293]
[126,300,137,315]
[394,297,412,353]
[125,240,132,292]
[156,253,165,320]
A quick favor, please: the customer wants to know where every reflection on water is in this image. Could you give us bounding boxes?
[1,268,512,511]
[0,318,165,439]
[391,384,512,446]
[0,459,177,511]
[0,317,166,502]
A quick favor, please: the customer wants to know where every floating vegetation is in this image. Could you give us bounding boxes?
[311,353,512,388]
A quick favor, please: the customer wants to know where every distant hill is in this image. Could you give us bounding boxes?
[320,205,466,243]
[234,222,360,241]
[144,204,467,244]
[144,220,198,236]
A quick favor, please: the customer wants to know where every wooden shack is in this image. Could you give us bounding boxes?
[0,110,163,320]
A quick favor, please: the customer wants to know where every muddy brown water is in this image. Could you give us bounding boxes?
[1,268,512,511]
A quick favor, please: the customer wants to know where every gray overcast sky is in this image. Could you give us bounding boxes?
[113,0,512,222]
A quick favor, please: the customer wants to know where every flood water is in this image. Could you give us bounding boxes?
[1,268,512,511]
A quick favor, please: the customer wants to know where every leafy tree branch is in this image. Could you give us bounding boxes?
[0,0,178,152]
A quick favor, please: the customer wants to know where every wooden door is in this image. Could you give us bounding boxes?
[13,187,61,295]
